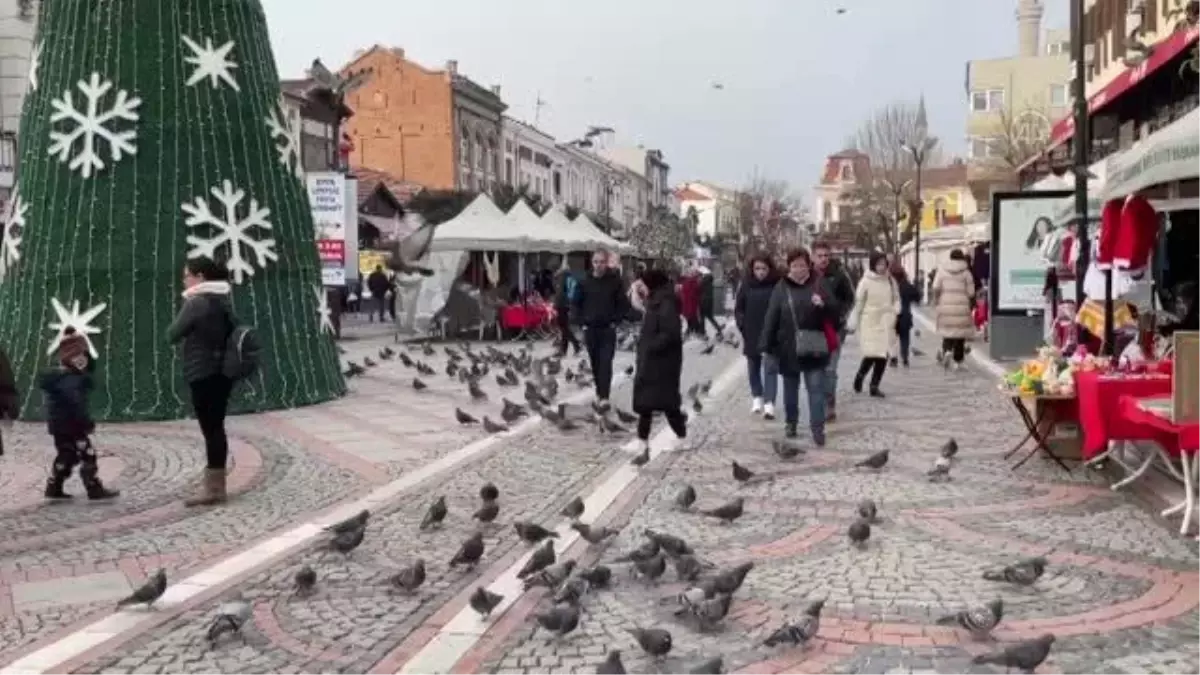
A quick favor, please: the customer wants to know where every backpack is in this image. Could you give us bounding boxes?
[566,275,581,303]
[217,302,261,381]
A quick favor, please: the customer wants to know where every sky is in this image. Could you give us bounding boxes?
[262,0,1068,195]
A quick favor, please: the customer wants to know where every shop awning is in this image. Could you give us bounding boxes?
[1017,25,1199,174]
[1101,108,1200,200]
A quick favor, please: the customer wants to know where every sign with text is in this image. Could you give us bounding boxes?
[990,191,1073,315]
[308,172,346,284]
[317,240,345,264]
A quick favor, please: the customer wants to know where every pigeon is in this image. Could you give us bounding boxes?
[627,626,673,659]
[763,599,825,647]
[686,383,700,399]
[772,439,803,460]
[363,357,377,368]
[699,342,715,355]
[571,522,619,544]
[422,343,435,356]
[673,554,705,582]
[399,352,414,367]
[983,556,1047,586]
[419,496,447,530]
[692,398,704,413]
[731,461,755,483]
[524,560,577,591]
[500,399,528,423]
[449,532,485,568]
[480,482,500,501]
[928,455,952,482]
[674,484,697,510]
[554,575,590,605]
[324,509,369,534]
[455,408,478,425]
[329,524,366,554]
[389,559,427,594]
[379,348,395,360]
[596,650,626,674]
[344,361,366,378]
[469,380,488,401]
[972,633,1056,672]
[936,598,1004,637]
[857,499,879,523]
[116,569,168,608]
[615,408,637,424]
[468,586,504,617]
[534,604,580,638]
[614,539,660,564]
[412,378,428,391]
[561,496,585,520]
[688,657,724,674]
[206,597,252,644]
[632,553,667,582]
[630,444,651,467]
[482,417,509,434]
[514,521,559,544]
[941,438,959,460]
[553,416,580,432]
[578,564,612,588]
[473,499,500,524]
[644,528,693,557]
[293,565,317,596]
[517,540,557,579]
[855,450,889,469]
[700,497,744,524]
[447,362,459,378]
[848,519,871,549]
[706,561,754,595]
[675,591,732,630]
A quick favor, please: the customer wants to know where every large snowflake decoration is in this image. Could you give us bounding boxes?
[182,180,278,285]
[314,285,334,335]
[0,189,27,281]
[47,72,142,179]
[181,34,240,92]
[265,99,302,180]
[28,41,41,91]
[46,298,108,359]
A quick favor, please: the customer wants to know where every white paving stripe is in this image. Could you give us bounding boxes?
[2,354,649,675]
[397,355,746,675]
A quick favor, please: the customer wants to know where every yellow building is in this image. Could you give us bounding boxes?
[897,161,979,232]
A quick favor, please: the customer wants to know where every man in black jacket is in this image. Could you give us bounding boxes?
[366,265,393,323]
[812,241,856,423]
[572,249,630,407]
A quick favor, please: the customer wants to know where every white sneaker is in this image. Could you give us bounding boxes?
[751,397,764,414]
[762,402,776,420]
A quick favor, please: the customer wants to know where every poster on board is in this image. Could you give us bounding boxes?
[307,172,347,286]
[990,191,1074,314]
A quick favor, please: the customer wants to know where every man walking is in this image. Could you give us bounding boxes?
[366,265,392,323]
[812,241,856,423]
[572,249,630,409]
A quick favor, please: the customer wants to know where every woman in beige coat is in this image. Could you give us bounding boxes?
[847,252,899,397]
[932,248,976,370]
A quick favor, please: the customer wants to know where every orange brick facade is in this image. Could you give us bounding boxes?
[340,48,457,190]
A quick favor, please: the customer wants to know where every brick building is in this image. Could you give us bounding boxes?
[338,46,506,192]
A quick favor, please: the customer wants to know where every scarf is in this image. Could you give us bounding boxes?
[182,280,231,299]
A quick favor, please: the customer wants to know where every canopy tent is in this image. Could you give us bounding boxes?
[429,194,526,252]
[507,200,571,252]
[1102,109,1200,201]
[566,212,635,254]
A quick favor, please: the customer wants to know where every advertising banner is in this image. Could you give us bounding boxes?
[990,191,1073,314]
[307,172,346,286]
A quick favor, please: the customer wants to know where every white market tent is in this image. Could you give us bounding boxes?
[429,193,527,252]
[567,212,635,254]
[506,199,570,252]
[1103,109,1200,201]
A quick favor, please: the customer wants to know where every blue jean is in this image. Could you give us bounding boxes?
[782,368,828,433]
[823,329,846,410]
[745,354,778,404]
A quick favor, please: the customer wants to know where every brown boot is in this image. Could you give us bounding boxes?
[184,468,227,507]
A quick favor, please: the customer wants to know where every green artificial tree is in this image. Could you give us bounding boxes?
[0,0,345,421]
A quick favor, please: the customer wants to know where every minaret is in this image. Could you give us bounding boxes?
[1016,0,1045,57]
[915,93,929,138]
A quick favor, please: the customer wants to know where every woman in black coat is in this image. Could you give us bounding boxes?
[734,254,780,419]
[759,248,841,445]
[632,268,687,452]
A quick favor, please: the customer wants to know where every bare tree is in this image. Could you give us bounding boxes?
[628,206,692,264]
[837,179,908,253]
[844,101,942,179]
[987,104,1053,171]
[736,175,805,258]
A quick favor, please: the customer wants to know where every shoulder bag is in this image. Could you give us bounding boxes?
[786,287,830,360]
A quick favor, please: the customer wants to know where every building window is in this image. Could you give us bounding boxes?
[822,201,832,223]
[1045,41,1069,55]
[933,197,948,225]
[839,163,853,181]
[1048,83,1068,107]
[970,88,1005,112]
[489,137,499,175]
[460,126,470,166]
[505,158,513,184]
[968,136,999,158]
[553,171,562,199]
[475,133,485,169]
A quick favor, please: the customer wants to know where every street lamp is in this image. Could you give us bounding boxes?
[900,136,937,290]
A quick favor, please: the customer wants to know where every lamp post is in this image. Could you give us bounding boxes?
[901,137,937,289]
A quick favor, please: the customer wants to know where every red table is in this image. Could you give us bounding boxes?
[500,304,553,331]
[1075,371,1173,459]
[1117,395,1199,536]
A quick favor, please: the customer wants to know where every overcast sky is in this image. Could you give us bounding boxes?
[262,0,1067,193]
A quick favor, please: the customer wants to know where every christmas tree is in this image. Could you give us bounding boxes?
[0,0,345,421]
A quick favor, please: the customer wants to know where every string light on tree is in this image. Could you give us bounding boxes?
[46,298,108,359]
[265,99,302,180]
[28,41,41,92]
[47,71,142,179]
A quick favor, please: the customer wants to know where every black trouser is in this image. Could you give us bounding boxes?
[941,338,966,363]
[854,357,887,390]
[636,409,688,440]
[896,326,911,364]
[685,315,703,336]
[700,310,721,336]
[190,374,234,469]
[583,324,616,401]
[49,434,100,486]
[556,308,580,353]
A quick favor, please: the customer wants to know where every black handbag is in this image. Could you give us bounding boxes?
[786,289,830,359]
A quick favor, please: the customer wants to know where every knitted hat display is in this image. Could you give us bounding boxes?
[1114,195,1158,272]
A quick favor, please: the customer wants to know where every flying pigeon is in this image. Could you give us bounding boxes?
[383,212,437,276]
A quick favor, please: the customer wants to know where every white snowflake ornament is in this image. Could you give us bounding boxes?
[314,286,334,335]
[46,298,107,358]
[182,180,278,285]
[266,99,302,180]
[28,41,41,91]
[181,35,240,92]
[0,189,27,281]
[48,72,142,179]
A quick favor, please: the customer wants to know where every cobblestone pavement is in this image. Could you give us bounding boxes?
[8,327,1198,674]
[0,324,732,668]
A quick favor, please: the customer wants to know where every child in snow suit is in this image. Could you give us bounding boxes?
[41,329,118,500]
